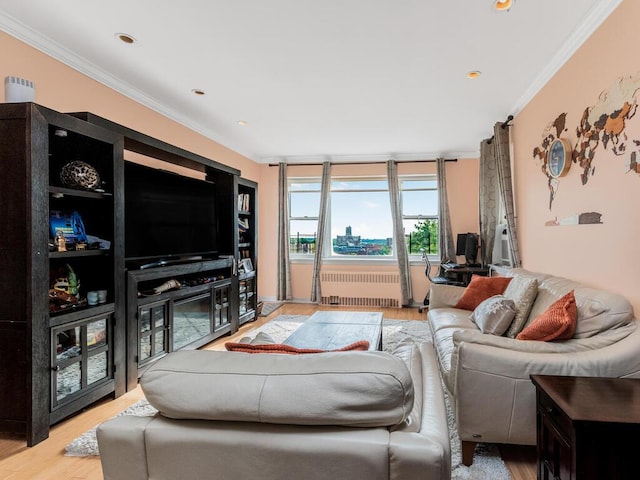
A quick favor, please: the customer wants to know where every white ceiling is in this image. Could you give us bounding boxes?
[0,0,621,163]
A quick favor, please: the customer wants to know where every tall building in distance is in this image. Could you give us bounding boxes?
[334,226,390,255]
[336,225,361,252]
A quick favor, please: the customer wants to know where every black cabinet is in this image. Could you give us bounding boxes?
[50,308,116,424]
[0,103,125,445]
[237,178,258,325]
[125,259,236,389]
[0,104,246,445]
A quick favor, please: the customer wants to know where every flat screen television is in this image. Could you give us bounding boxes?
[124,161,218,266]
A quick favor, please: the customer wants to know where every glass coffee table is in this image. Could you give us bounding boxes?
[282,311,383,351]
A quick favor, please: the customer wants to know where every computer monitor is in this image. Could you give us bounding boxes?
[456,233,478,265]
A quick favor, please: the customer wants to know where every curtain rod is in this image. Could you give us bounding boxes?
[267,158,458,167]
[501,114,514,129]
[487,114,515,144]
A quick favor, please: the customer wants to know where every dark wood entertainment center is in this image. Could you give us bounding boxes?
[0,103,258,445]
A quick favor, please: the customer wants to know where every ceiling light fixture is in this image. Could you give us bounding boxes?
[494,0,514,12]
[467,71,482,79]
[115,32,137,45]
[191,89,206,96]
[237,120,248,127]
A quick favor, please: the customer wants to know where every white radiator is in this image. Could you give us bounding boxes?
[319,271,401,307]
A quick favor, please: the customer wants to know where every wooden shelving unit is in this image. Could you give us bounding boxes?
[0,104,252,446]
[237,178,258,325]
[0,103,125,446]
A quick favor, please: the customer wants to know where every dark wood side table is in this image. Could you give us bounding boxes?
[531,375,640,480]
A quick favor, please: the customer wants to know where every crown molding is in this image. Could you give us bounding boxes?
[0,12,257,161]
[510,0,622,116]
[511,0,623,116]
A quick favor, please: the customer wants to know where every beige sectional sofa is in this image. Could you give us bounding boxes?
[97,339,451,480]
[427,268,640,465]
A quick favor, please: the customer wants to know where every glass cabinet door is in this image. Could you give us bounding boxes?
[87,317,109,387]
[213,283,231,330]
[241,276,256,314]
[138,302,168,365]
[172,293,212,350]
[52,314,112,407]
[54,325,82,402]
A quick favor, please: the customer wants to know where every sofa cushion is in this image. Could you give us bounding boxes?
[428,283,467,309]
[517,291,577,341]
[428,310,478,392]
[522,272,634,338]
[224,340,370,354]
[503,275,539,338]
[428,307,476,334]
[454,275,512,311]
[470,295,516,335]
[390,338,423,433]
[454,322,636,353]
[141,349,414,428]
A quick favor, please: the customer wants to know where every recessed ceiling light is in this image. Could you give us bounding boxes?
[494,0,514,12]
[467,71,482,79]
[115,32,137,45]
[237,120,248,127]
[191,89,206,96]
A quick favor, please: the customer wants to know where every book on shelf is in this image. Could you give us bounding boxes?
[238,218,249,231]
[238,193,250,213]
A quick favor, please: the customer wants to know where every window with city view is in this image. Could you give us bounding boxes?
[288,175,438,258]
[289,180,320,255]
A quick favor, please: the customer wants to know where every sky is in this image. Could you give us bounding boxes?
[290,178,437,239]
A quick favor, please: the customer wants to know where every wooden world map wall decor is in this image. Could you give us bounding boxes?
[532,71,640,225]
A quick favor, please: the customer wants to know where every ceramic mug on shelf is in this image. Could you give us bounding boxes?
[87,291,99,306]
[97,290,107,304]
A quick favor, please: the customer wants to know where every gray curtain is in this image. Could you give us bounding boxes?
[310,161,331,303]
[479,138,499,266]
[387,161,413,306]
[436,157,456,263]
[494,122,521,267]
[277,162,292,300]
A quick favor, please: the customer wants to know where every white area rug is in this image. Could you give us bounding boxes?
[65,315,512,479]
[258,301,284,317]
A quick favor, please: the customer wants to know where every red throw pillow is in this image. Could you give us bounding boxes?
[224,340,370,354]
[454,275,513,311]
[516,290,577,341]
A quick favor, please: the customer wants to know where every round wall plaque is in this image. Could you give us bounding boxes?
[547,138,572,178]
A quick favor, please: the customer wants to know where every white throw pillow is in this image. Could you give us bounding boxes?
[503,275,539,338]
[470,295,517,336]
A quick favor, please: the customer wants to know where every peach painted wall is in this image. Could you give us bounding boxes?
[512,0,640,313]
[1,29,481,305]
[0,31,259,181]
[256,158,480,303]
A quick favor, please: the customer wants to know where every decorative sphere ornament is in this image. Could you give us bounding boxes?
[60,161,101,190]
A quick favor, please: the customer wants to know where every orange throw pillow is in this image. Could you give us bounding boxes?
[517,290,577,341]
[225,340,370,354]
[454,275,512,311]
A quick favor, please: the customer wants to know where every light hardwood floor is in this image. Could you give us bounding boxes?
[0,303,536,479]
